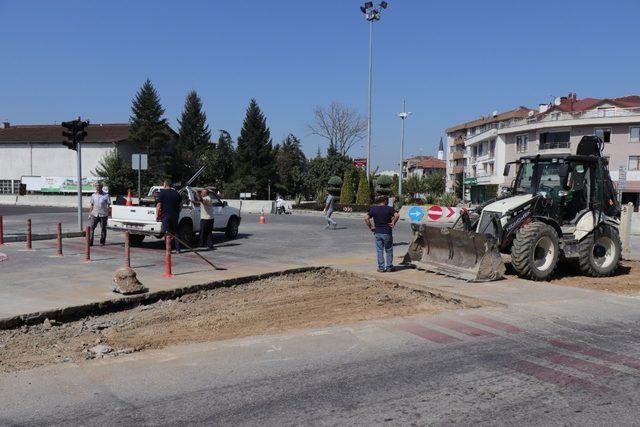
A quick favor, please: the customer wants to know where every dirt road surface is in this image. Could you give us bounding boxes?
[0,269,470,373]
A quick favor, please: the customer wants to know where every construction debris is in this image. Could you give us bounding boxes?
[112,267,147,295]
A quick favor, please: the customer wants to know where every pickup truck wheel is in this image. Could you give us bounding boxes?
[129,234,145,246]
[178,221,195,247]
[225,217,239,239]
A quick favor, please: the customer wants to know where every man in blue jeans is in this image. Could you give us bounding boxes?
[364,195,400,272]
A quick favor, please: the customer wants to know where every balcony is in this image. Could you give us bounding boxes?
[451,151,464,160]
[453,136,465,146]
[464,127,498,146]
[501,107,640,130]
[452,165,464,174]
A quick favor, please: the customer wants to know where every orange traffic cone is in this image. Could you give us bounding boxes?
[126,189,133,206]
[259,210,266,224]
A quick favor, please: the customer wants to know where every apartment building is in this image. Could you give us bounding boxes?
[445,94,640,210]
[445,107,533,203]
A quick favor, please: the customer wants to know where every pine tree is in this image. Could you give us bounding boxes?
[340,169,355,204]
[355,170,372,205]
[200,130,235,189]
[391,174,399,196]
[129,79,172,184]
[275,134,307,197]
[233,99,275,199]
[176,90,211,181]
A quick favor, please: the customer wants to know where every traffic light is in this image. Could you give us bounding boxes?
[61,119,89,151]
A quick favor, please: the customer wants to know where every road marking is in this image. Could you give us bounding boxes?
[508,359,611,394]
[549,339,640,372]
[431,318,498,337]
[537,351,617,377]
[465,315,525,334]
[396,323,461,344]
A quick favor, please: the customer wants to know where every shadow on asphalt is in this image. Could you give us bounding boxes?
[504,261,633,279]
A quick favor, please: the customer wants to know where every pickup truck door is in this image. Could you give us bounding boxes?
[180,188,199,232]
[211,194,229,228]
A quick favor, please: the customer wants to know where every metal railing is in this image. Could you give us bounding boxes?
[502,107,640,129]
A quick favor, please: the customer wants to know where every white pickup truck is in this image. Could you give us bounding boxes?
[108,186,241,246]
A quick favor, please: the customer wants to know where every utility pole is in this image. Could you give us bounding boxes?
[396,100,412,199]
[62,117,89,231]
[360,1,388,180]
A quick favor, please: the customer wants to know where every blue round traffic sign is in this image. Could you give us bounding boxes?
[407,206,425,222]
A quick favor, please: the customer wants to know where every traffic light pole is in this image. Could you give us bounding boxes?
[77,140,83,231]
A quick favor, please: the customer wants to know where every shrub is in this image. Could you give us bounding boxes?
[436,193,460,207]
[375,175,393,196]
[339,170,355,204]
[355,171,372,205]
[327,175,343,196]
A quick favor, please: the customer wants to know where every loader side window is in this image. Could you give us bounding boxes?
[516,163,535,194]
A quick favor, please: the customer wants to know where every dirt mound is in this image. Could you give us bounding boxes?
[0,269,468,373]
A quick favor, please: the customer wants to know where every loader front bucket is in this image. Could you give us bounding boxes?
[403,223,505,282]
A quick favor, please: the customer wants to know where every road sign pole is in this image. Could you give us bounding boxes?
[138,165,141,201]
[77,139,83,232]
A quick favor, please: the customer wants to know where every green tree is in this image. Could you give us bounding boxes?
[355,170,372,205]
[201,130,235,189]
[404,174,427,196]
[306,147,352,197]
[424,171,446,195]
[234,99,275,199]
[340,169,355,204]
[454,172,464,199]
[129,79,172,184]
[176,90,211,181]
[391,174,399,196]
[274,134,307,197]
[93,149,135,196]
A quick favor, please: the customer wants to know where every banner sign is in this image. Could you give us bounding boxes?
[353,158,367,168]
[21,176,105,194]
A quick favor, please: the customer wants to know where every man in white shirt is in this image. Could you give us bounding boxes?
[198,189,215,249]
[88,182,111,246]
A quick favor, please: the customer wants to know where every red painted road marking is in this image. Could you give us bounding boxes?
[508,359,610,393]
[397,323,461,344]
[466,315,525,334]
[549,339,640,372]
[431,318,498,337]
[537,351,617,377]
[427,205,443,221]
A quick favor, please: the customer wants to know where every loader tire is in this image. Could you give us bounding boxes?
[578,224,621,277]
[511,221,559,281]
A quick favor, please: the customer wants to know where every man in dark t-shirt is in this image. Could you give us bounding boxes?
[364,195,400,272]
[156,181,182,253]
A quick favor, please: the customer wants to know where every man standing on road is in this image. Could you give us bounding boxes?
[197,188,214,249]
[156,180,182,253]
[364,195,399,272]
[323,190,337,230]
[88,182,110,246]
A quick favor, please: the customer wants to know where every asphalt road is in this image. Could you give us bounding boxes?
[2,303,640,425]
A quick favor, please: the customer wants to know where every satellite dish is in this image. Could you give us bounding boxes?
[492,110,498,117]
[554,97,562,106]
[528,111,535,117]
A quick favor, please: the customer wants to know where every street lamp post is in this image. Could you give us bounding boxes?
[360,1,388,180]
[396,100,411,199]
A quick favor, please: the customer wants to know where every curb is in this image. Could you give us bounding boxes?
[3,231,85,243]
[0,266,325,330]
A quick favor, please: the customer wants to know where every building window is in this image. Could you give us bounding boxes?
[629,156,640,171]
[539,131,570,150]
[597,107,615,117]
[13,180,20,194]
[516,134,528,153]
[595,127,611,143]
[631,127,640,143]
[0,180,13,194]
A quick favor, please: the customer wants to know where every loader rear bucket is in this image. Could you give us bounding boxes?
[403,223,505,282]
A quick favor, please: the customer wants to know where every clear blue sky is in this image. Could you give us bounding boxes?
[1,0,638,170]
